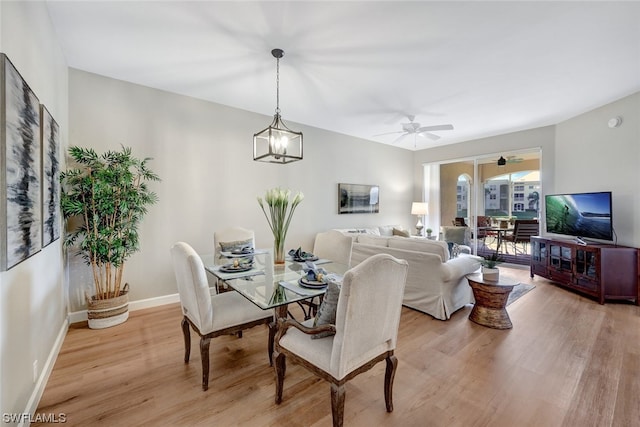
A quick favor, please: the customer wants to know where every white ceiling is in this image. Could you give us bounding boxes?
[45,1,640,150]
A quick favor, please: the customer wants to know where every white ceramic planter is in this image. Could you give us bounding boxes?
[482,266,499,281]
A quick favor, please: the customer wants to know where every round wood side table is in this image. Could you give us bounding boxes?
[465,273,516,329]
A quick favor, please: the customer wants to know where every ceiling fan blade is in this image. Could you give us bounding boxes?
[417,124,454,133]
[422,132,441,141]
[392,133,409,144]
[372,131,404,137]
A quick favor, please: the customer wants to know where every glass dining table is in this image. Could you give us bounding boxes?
[201,250,348,365]
[201,249,349,326]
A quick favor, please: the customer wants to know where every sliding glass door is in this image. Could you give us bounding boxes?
[423,149,541,264]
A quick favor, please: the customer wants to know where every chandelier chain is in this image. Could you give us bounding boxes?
[275,56,280,115]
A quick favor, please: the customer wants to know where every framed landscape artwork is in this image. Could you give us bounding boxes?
[338,183,379,214]
[41,105,60,247]
[1,54,42,270]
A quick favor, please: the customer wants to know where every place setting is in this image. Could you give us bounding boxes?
[288,247,319,262]
[220,246,256,258]
[278,261,343,297]
[298,264,328,288]
[219,257,254,273]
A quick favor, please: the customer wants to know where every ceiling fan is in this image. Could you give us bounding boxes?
[374,115,454,144]
[496,155,524,166]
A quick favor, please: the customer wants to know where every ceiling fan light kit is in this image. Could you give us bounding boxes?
[497,156,507,167]
[253,48,303,164]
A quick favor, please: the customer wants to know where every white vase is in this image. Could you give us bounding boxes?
[482,266,499,281]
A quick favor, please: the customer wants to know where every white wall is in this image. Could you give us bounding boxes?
[0,1,68,422]
[67,69,415,311]
[555,92,640,247]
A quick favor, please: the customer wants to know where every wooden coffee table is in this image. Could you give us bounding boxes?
[466,273,516,329]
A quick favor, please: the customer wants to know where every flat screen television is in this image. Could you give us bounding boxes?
[545,191,613,241]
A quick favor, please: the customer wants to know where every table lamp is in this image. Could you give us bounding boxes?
[411,202,428,236]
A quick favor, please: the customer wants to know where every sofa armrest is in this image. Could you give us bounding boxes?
[441,255,482,282]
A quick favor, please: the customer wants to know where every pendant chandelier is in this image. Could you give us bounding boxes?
[253,48,303,164]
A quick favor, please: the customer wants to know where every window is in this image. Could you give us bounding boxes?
[514,185,524,191]
[514,193,524,201]
[514,203,525,211]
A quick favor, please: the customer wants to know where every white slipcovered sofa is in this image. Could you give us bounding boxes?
[342,233,482,320]
[333,225,409,237]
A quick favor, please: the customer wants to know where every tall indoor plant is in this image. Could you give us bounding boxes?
[257,188,304,264]
[60,146,160,328]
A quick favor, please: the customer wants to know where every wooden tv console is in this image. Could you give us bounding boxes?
[530,236,639,305]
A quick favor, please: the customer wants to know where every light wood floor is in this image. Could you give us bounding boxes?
[35,266,640,427]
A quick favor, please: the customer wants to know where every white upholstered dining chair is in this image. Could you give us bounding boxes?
[213,226,255,254]
[312,230,353,267]
[212,226,255,293]
[273,253,409,427]
[170,242,274,391]
[295,230,354,320]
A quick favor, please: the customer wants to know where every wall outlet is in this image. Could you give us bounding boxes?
[33,360,38,383]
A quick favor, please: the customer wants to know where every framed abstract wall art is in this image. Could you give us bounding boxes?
[1,54,42,270]
[338,183,379,214]
[41,105,60,247]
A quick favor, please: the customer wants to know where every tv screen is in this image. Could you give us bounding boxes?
[545,192,613,241]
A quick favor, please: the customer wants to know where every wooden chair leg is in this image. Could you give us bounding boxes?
[330,383,346,427]
[274,352,286,404]
[181,317,191,363]
[200,337,211,391]
[268,323,276,366]
[384,354,398,412]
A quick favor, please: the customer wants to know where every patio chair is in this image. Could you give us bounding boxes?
[453,217,468,226]
[476,216,497,247]
[502,219,539,254]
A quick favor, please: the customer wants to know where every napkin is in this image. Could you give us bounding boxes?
[233,246,254,255]
[289,247,315,260]
[302,261,327,281]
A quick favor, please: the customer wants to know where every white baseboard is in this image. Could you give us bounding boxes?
[21,318,69,427]
[68,292,180,324]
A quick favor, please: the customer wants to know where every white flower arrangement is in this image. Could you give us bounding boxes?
[257,188,304,263]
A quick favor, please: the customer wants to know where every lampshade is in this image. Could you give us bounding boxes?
[411,202,428,216]
[253,48,303,164]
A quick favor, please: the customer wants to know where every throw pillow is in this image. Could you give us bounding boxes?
[312,278,341,339]
[442,226,470,245]
[392,227,410,237]
[219,238,253,253]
